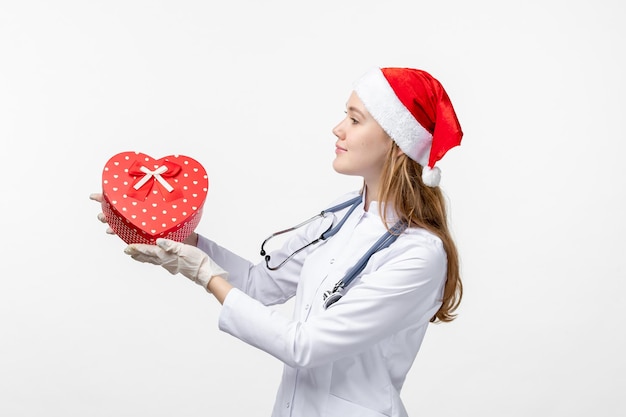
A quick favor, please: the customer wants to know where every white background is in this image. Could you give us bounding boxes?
[1,1,625,416]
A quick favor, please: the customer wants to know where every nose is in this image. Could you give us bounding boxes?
[332,119,344,139]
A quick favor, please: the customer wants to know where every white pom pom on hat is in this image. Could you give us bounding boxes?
[421,165,441,187]
[353,67,463,187]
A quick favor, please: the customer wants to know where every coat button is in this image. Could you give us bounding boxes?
[330,258,335,264]
[304,304,310,310]
[286,402,290,408]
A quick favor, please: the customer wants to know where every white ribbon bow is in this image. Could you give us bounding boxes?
[133,165,175,192]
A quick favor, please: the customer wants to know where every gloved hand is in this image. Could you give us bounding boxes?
[89,193,115,234]
[124,238,228,291]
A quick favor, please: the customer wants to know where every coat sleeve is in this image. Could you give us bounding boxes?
[217,232,448,368]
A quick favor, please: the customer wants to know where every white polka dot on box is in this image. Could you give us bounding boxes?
[101,151,209,245]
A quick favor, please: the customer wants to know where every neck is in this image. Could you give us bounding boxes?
[363,182,379,212]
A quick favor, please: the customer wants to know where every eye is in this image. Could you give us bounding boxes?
[344,111,359,125]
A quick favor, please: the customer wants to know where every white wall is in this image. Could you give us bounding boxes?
[1,1,624,416]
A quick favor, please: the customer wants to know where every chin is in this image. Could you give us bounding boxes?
[332,159,346,174]
[332,160,358,177]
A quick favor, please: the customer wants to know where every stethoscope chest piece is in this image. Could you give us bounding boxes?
[322,287,344,309]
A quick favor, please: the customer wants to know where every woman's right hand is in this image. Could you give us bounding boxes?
[89,193,115,235]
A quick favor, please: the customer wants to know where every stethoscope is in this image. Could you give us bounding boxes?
[259,196,407,309]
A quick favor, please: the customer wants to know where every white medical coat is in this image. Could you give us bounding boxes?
[197,191,447,417]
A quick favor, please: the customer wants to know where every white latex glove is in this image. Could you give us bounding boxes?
[124,238,228,291]
[89,193,115,234]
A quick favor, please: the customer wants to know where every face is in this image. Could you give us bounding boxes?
[332,92,393,184]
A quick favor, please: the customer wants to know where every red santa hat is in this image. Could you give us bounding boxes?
[353,67,463,187]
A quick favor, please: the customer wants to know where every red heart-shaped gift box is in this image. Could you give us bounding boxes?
[101,151,209,244]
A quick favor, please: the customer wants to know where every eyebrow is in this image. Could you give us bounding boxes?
[347,106,366,118]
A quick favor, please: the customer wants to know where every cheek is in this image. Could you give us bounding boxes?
[363,137,392,160]
[354,144,388,173]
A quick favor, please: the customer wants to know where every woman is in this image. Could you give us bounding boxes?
[92,66,464,417]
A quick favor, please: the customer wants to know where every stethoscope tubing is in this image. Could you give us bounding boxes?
[260,195,407,309]
[322,219,406,309]
[260,196,362,270]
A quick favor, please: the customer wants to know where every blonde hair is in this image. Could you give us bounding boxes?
[377,142,462,323]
